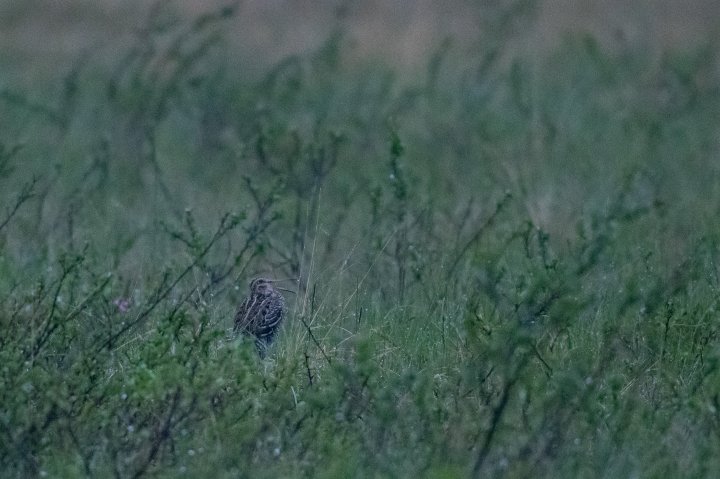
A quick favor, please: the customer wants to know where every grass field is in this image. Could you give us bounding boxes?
[2,2,720,477]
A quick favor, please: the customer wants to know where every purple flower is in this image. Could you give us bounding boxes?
[113,298,131,313]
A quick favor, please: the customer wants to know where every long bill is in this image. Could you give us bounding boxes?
[274,287,296,294]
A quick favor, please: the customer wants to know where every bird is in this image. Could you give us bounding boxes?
[233,278,289,357]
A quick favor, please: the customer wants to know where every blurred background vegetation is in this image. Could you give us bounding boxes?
[1,1,719,477]
[2,0,719,81]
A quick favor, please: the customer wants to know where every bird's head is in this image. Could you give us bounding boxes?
[248,277,297,296]
[249,278,273,296]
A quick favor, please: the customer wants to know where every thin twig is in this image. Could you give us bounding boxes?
[0,176,39,233]
[299,315,332,366]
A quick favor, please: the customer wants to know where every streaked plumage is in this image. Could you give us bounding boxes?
[234,278,286,356]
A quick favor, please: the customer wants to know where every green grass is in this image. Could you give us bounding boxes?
[2,3,720,478]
